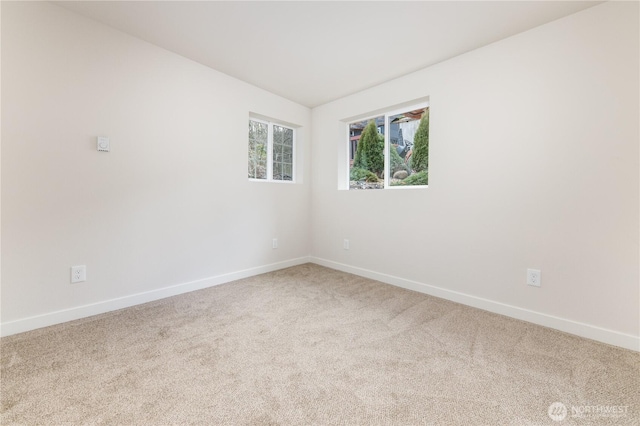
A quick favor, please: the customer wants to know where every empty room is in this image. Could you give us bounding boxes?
[1,1,638,425]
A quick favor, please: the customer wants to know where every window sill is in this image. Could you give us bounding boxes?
[249,178,296,184]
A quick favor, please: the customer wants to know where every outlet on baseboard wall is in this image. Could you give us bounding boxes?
[343,239,350,250]
[272,238,278,249]
[527,268,541,287]
[71,265,86,283]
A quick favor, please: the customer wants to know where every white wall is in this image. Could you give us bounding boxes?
[1,2,311,333]
[310,1,639,349]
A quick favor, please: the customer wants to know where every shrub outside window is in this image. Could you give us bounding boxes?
[249,118,295,182]
[349,103,429,189]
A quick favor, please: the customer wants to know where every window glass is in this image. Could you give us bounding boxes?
[388,107,428,187]
[348,104,428,189]
[273,125,293,181]
[249,118,295,182]
[349,116,384,190]
[248,120,268,180]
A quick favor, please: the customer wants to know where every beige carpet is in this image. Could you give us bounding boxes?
[1,264,638,425]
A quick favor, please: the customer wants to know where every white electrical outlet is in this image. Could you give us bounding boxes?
[71,265,86,283]
[97,137,110,152]
[527,269,541,287]
[343,239,350,250]
[272,238,278,249]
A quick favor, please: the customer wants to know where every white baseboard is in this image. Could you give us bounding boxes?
[0,256,311,338]
[4,256,637,352]
[310,257,639,352]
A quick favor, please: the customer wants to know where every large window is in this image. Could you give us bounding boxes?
[248,118,295,182]
[348,103,429,189]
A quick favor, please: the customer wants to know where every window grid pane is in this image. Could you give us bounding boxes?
[272,125,293,181]
[388,107,428,187]
[248,120,268,179]
[349,116,384,190]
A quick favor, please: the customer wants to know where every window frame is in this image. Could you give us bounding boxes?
[248,117,296,183]
[346,101,429,190]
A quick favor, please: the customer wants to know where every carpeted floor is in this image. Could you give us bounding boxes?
[1,264,638,425]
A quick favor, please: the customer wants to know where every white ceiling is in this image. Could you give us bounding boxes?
[55,1,602,108]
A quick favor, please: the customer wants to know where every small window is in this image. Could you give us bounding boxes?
[248,118,295,182]
[348,103,428,189]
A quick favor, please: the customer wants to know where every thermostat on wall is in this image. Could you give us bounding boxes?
[97,136,110,152]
